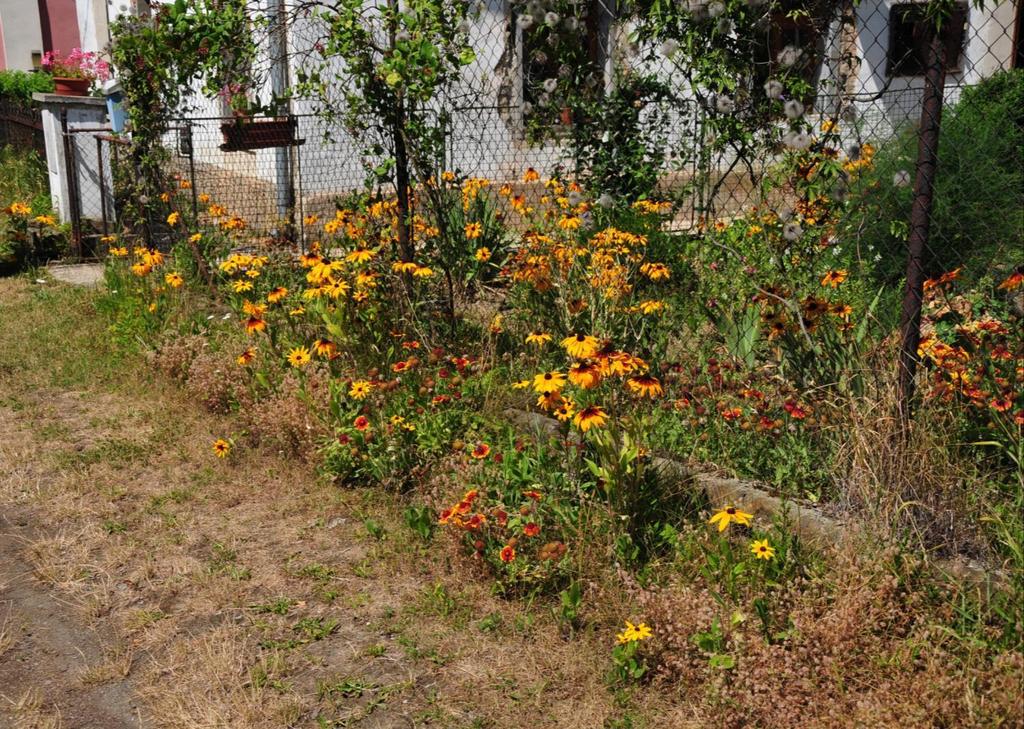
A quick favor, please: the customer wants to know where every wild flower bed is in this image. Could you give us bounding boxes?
[88,112,1024,719]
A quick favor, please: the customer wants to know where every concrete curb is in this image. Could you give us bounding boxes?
[504,408,1010,595]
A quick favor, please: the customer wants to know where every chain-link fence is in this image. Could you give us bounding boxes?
[61,0,1022,414]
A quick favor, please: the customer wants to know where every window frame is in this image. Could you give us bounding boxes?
[886,1,969,78]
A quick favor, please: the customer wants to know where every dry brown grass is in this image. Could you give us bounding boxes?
[0,277,637,727]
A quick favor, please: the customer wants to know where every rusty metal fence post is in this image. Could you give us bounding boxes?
[896,26,949,422]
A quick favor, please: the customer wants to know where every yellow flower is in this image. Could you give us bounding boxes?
[346,248,376,264]
[638,300,666,315]
[639,262,670,281]
[198,193,210,204]
[820,269,848,288]
[553,399,576,422]
[708,506,754,532]
[412,266,434,278]
[561,334,600,359]
[287,346,312,368]
[512,379,531,389]
[289,306,305,317]
[164,272,184,288]
[212,439,231,458]
[232,280,254,293]
[236,348,255,366]
[33,214,57,226]
[324,279,350,299]
[313,338,336,358]
[130,262,152,277]
[567,362,601,389]
[5,201,31,215]
[615,621,652,644]
[465,221,483,239]
[349,380,373,399]
[188,233,202,244]
[532,371,566,394]
[167,211,180,226]
[474,247,491,262]
[109,246,128,257]
[573,405,608,432]
[750,539,776,560]
[267,286,288,303]
[626,375,663,398]
[525,331,551,346]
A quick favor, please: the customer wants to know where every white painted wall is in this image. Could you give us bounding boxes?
[0,0,44,70]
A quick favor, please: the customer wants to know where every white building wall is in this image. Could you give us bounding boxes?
[0,0,44,70]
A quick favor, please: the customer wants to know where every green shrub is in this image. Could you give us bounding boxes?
[849,70,1024,286]
[0,70,54,103]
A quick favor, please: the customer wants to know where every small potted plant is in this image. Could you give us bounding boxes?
[41,48,111,96]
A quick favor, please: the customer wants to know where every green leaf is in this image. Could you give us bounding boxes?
[709,654,735,669]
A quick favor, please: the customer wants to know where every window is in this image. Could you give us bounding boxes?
[754,11,826,106]
[887,2,968,77]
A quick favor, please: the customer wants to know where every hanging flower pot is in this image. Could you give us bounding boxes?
[53,77,91,96]
[219,117,301,151]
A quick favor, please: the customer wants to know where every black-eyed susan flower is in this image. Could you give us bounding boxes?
[533,371,566,394]
[287,346,311,368]
[346,248,376,264]
[626,375,663,398]
[236,348,255,366]
[639,262,671,281]
[267,286,288,303]
[164,272,184,288]
[750,539,776,560]
[561,334,600,359]
[349,380,372,399]
[573,405,608,432]
[245,316,266,335]
[464,221,483,239]
[166,211,180,226]
[212,439,231,458]
[820,269,848,288]
[615,620,652,644]
[313,338,336,358]
[232,279,254,293]
[474,247,491,262]
[568,362,601,389]
[522,167,540,182]
[553,399,576,422]
[525,331,552,346]
[708,506,753,532]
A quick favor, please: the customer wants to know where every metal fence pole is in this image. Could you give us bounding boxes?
[185,122,199,220]
[97,136,109,238]
[897,28,948,421]
[60,110,83,260]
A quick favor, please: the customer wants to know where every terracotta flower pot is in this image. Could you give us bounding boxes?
[53,77,91,96]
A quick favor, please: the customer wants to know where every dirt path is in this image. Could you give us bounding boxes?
[0,279,629,728]
[1,505,144,728]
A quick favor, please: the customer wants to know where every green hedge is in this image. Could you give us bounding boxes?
[0,70,55,104]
